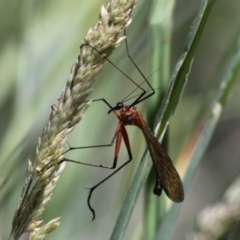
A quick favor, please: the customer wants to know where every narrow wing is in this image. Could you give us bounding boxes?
[140,122,184,202]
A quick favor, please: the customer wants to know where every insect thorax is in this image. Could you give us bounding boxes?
[119,106,141,127]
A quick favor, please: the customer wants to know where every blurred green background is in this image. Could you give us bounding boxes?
[1,0,240,239]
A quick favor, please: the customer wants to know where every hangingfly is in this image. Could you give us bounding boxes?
[58,30,184,220]
[110,102,184,203]
[62,99,184,220]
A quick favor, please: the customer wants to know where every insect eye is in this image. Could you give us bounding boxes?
[117,102,124,108]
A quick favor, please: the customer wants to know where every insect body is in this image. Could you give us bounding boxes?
[111,102,184,203]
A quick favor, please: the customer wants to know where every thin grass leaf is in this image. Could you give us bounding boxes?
[155,0,216,138]
[144,1,175,239]
[183,28,240,240]
[154,1,217,240]
[110,1,215,240]
[156,7,240,240]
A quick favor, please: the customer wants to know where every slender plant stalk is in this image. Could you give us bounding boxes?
[9,0,138,239]
[144,1,175,239]
[185,28,240,240]
[110,1,216,240]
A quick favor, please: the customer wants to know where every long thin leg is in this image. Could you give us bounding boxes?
[153,174,162,196]
[91,98,114,109]
[60,130,119,169]
[123,29,155,106]
[87,124,133,220]
[81,34,155,110]
[80,43,146,96]
[40,138,119,172]
[40,140,119,173]
[58,98,122,169]
[41,98,117,172]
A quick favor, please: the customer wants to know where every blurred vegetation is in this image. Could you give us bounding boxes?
[1,0,240,240]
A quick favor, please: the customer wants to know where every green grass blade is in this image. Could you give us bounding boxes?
[156,106,221,240]
[110,1,215,239]
[185,25,240,239]
[155,0,216,138]
[156,7,240,240]
[144,1,175,239]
